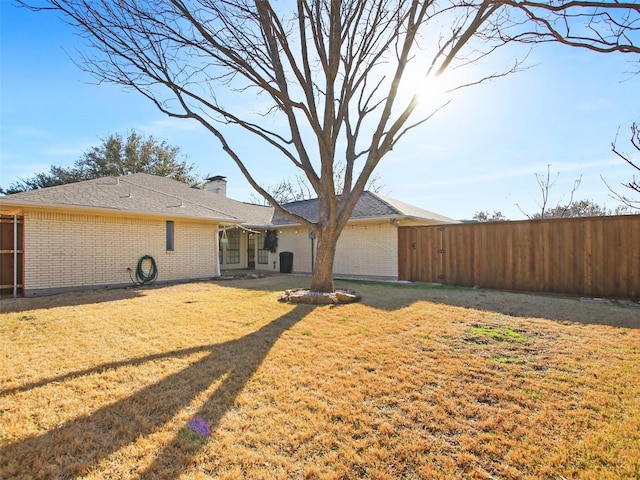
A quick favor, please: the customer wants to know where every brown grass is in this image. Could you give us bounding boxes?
[1,277,639,479]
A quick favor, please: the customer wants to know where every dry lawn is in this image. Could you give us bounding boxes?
[1,277,639,479]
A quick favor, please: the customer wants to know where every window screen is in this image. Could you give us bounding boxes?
[257,232,268,264]
[166,221,174,251]
[226,230,240,264]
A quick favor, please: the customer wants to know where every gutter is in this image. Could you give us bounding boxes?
[0,199,240,224]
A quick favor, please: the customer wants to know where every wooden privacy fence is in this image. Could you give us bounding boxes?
[0,214,24,297]
[398,215,640,299]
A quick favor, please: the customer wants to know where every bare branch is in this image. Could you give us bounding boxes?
[605,121,640,209]
[495,0,640,56]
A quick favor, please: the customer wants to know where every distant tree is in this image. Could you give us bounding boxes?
[516,164,582,219]
[473,210,507,222]
[604,121,640,210]
[514,164,630,219]
[2,131,197,194]
[0,166,83,194]
[250,176,314,205]
[250,166,385,205]
[542,199,625,218]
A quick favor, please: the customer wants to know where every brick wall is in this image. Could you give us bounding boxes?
[335,222,398,278]
[273,222,399,278]
[23,210,218,295]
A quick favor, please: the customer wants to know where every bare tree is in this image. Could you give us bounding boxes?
[516,164,583,219]
[515,164,627,218]
[250,164,385,205]
[19,0,640,292]
[604,121,640,209]
[249,175,313,205]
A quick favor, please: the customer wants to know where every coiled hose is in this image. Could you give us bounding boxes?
[135,255,158,285]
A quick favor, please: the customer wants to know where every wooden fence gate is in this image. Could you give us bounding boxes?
[0,214,24,297]
[398,215,640,299]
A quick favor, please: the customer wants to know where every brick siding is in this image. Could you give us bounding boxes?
[272,222,398,278]
[23,210,217,295]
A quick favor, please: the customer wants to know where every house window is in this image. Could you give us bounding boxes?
[226,230,240,264]
[166,221,174,251]
[257,232,268,264]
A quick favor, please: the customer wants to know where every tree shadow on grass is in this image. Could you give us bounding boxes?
[212,276,640,329]
[214,276,640,329]
[0,286,148,313]
[335,280,640,329]
[0,305,310,479]
[0,275,300,314]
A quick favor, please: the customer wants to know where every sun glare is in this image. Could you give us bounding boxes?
[400,68,453,107]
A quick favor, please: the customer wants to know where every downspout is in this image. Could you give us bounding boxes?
[13,215,17,299]
[215,226,221,277]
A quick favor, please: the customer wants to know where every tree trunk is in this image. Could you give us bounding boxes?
[309,226,340,293]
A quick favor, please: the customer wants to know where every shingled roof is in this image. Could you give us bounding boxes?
[1,174,454,226]
[271,191,456,225]
[0,173,273,225]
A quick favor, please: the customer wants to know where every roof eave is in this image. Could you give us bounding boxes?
[401,215,460,224]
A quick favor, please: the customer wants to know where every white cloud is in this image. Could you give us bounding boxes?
[43,143,90,158]
[12,127,57,140]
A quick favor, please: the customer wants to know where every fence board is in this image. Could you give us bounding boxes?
[398,215,640,299]
[0,214,24,297]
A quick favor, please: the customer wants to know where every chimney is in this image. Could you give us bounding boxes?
[204,175,227,196]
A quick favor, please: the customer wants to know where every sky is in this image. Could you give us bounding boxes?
[1,2,639,221]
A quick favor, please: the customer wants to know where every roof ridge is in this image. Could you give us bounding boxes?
[373,191,457,223]
[119,175,241,220]
[362,191,403,215]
